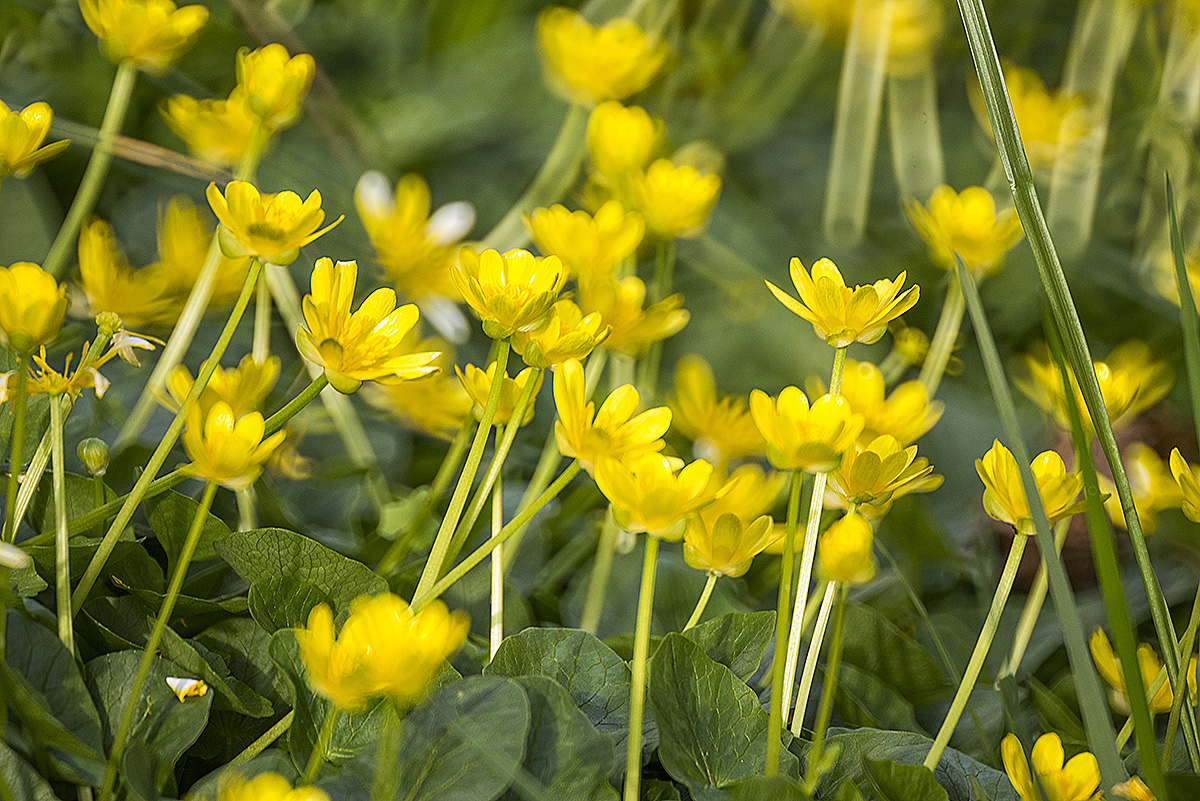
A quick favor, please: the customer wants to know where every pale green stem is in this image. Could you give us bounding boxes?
[50,395,71,654]
[1120,665,1172,749]
[264,374,329,431]
[876,348,910,385]
[372,702,405,801]
[803,583,848,791]
[766,470,804,776]
[229,711,294,768]
[236,487,257,532]
[636,240,676,403]
[41,60,137,280]
[4,356,30,543]
[887,65,944,204]
[918,273,964,397]
[96,481,219,801]
[580,508,620,635]
[253,271,272,360]
[623,534,660,801]
[683,572,718,631]
[924,529,1028,770]
[490,473,504,660]
[91,472,104,538]
[303,705,341,785]
[792,581,837,736]
[999,519,1068,678]
[609,351,636,394]
[1162,579,1200,771]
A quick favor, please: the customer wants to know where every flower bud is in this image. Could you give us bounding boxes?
[77,437,110,477]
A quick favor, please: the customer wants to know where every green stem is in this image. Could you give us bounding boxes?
[4,356,29,543]
[887,67,944,204]
[372,702,405,801]
[766,469,804,775]
[236,487,256,532]
[792,581,837,736]
[683,572,718,631]
[90,472,104,538]
[918,273,965,397]
[623,534,660,801]
[1163,578,1200,772]
[999,518,1069,678]
[303,704,341,785]
[635,240,676,403]
[41,60,137,280]
[50,395,72,653]
[489,473,504,659]
[96,480,219,801]
[229,710,294,768]
[412,340,511,604]
[804,583,848,789]
[263,373,329,431]
[580,509,620,634]
[253,266,272,360]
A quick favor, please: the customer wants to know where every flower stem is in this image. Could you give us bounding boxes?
[1162,578,1200,771]
[580,508,620,634]
[623,534,660,801]
[96,480,219,801]
[924,529,1028,770]
[918,272,964,398]
[803,583,847,790]
[766,469,804,776]
[253,268,272,360]
[303,704,341,785]
[490,473,504,659]
[372,702,405,801]
[50,396,72,654]
[263,373,329,431]
[683,573,718,631]
[236,487,257,532]
[4,355,30,543]
[41,60,137,280]
[999,518,1068,678]
[887,67,944,204]
[636,239,676,402]
[229,710,294,768]
[791,581,837,736]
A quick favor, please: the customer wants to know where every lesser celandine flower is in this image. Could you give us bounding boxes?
[297,259,441,394]
[695,464,787,538]
[217,772,328,801]
[364,369,472,441]
[685,512,779,578]
[971,66,1090,174]
[750,387,864,473]
[1098,443,1180,534]
[907,185,1024,276]
[160,89,259,168]
[1169,448,1200,522]
[537,6,668,106]
[206,180,341,265]
[1112,777,1155,801]
[836,359,942,445]
[0,262,69,352]
[578,275,688,354]
[976,440,1084,529]
[0,101,67,179]
[162,355,279,419]
[525,201,644,283]
[587,102,664,183]
[1090,629,1198,715]
[818,513,877,585]
[767,258,919,348]
[75,218,176,328]
[236,43,315,130]
[79,0,208,73]
[452,247,566,340]
[629,159,721,239]
[827,434,942,518]
[181,401,285,491]
[669,354,765,465]
[0,341,150,403]
[595,453,717,540]
[1001,733,1099,801]
[151,196,252,312]
[513,299,610,368]
[457,362,543,427]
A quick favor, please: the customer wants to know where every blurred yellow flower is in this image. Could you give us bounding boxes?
[76,219,176,328]
[236,43,315,130]
[827,434,942,518]
[0,341,142,402]
[181,401,285,491]
[79,0,208,73]
[160,89,259,168]
[553,358,670,473]
[1098,443,1180,534]
[1112,777,1155,801]
[162,355,279,419]
[587,102,664,183]
[888,319,932,370]
[771,0,854,38]
[907,185,1023,276]
[364,369,472,441]
[818,513,877,585]
[0,261,69,353]
[972,66,1091,174]
[1090,629,1198,716]
[1151,247,1200,308]
[750,388,864,473]
[525,201,644,284]
[578,275,689,355]
[837,359,943,445]
[451,247,565,340]
[513,299,610,368]
[207,180,340,266]
[595,453,717,540]
[0,101,67,179]
[695,464,787,540]
[685,512,778,578]
[1001,733,1099,801]
[297,259,440,394]
[457,362,543,427]
[537,6,668,106]
[150,196,252,313]
[629,159,721,239]
[867,0,944,78]
[976,440,1084,529]
[217,771,329,801]
[1169,448,1200,523]
[668,354,765,465]
[767,258,919,348]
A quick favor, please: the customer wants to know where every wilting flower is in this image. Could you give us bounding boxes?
[767,258,919,348]
[669,354,765,465]
[972,66,1091,174]
[553,358,670,473]
[79,0,208,73]
[181,401,285,490]
[236,43,315,130]
[0,261,69,352]
[1090,629,1198,716]
[297,259,440,394]
[525,201,644,284]
[162,354,279,419]
[1001,733,1099,801]
[628,159,721,239]
[587,102,664,183]
[836,359,942,445]
[217,772,327,801]
[537,6,668,106]
[0,339,153,403]
[818,513,877,585]
[206,180,341,265]
[451,247,566,340]
[1169,448,1200,523]
[578,275,688,355]
[750,388,864,473]
[907,185,1023,277]
[457,362,543,427]
[0,101,67,179]
[827,434,942,518]
[150,196,252,313]
[160,89,259,168]
[1098,443,1180,534]
[976,440,1084,530]
[595,453,717,540]
[513,300,609,368]
[165,677,207,701]
[75,219,176,328]
[685,512,778,578]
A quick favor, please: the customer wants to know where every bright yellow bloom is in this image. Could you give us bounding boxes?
[578,275,688,355]
[595,453,717,540]
[818,513,877,585]
[525,201,644,284]
[79,0,207,73]
[537,7,668,106]
[1001,733,1099,801]
[76,219,176,328]
[513,300,609,368]
[668,354,765,465]
[451,247,566,340]
[972,66,1091,174]
[206,180,341,265]
[1098,443,1181,534]
[975,440,1084,529]
[907,185,1023,276]
[695,464,787,540]
[364,370,472,441]
[628,159,721,239]
[0,101,67,179]
[162,355,279,420]
[0,262,69,352]
[160,89,259,168]
[587,102,664,183]
[1090,629,1198,716]
[767,258,919,348]
[181,401,285,491]
[150,196,252,313]
[236,44,315,130]
[750,388,864,473]
[457,362,543,427]
[827,434,942,518]
[1169,448,1200,523]
[684,512,778,578]
[217,771,329,801]
[837,359,943,445]
[553,358,670,473]
[297,259,441,394]
[1014,341,1173,435]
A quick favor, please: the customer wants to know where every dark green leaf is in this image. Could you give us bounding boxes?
[248,575,333,632]
[0,739,59,801]
[831,779,867,801]
[642,779,682,801]
[724,775,809,800]
[146,489,232,567]
[681,611,774,682]
[25,469,113,540]
[194,618,288,711]
[862,756,950,801]
[1028,676,1086,745]
[836,662,923,733]
[840,603,950,707]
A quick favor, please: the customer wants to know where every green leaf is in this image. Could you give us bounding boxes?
[248,575,333,632]
[835,662,923,733]
[0,738,59,801]
[1027,676,1086,745]
[503,675,617,801]
[680,611,775,682]
[724,775,809,800]
[146,489,232,567]
[649,633,797,793]
[831,779,867,801]
[840,603,950,707]
[8,562,46,596]
[193,618,288,712]
[642,779,682,801]
[862,756,950,801]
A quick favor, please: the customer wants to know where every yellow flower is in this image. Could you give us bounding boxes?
[149,196,252,313]
[1001,733,1099,801]
[1098,443,1181,534]
[297,259,441,394]
[1169,448,1200,523]
[513,300,610,368]
[818,513,877,585]
[525,201,644,284]
[75,218,176,328]
[1112,777,1155,801]
[457,362,543,427]
[1014,341,1173,435]
[0,101,67,179]
[766,258,919,348]
[162,354,279,420]
[160,89,259,168]
[684,512,778,578]
[537,6,668,106]
[1090,629,1198,716]
[865,0,943,78]
[695,464,787,538]
[837,359,943,445]
[451,247,566,340]
[217,771,329,801]
[578,275,688,355]
[668,354,765,465]
[628,159,721,239]
[236,43,315,130]
[771,0,854,38]
[79,0,208,73]
[0,341,143,402]
[0,262,69,352]
[364,370,473,441]
[553,358,670,473]
[906,185,1023,276]
[587,102,664,183]
[181,401,286,491]
[827,434,942,518]
[972,66,1090,174]
[206,180,341,265]
[750,388,864,473]
[975,440,1084,529]
[594,453,717,540]
[888,319,933,370]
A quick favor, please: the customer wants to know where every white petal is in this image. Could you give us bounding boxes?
[418,294,470,344]
[355,171,394,218]
[165,677,208,701]
[0,542,31,569]
[427,201,475,246]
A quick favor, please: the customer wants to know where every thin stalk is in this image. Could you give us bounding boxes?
[766,470,804,775]
[50,396,71,654]
[372,702,405,801]
[623,535,660,801]
[236,487,256,532]
[1169,175,1200,440]
[1163,578,1200,772]
[683,573,718,631]
[90,472,104,538]
[580,509,620,634]
[918,273,965,397]
[41,61,137,279]
[887,66,945,204]
[303,705,341,785]
[998,519,1069,678]
[253,271,271,360]
[96,481,219,801]
[636,240,676,402]
[490,474,504,659]
[792,581,837,735]
[263,373,329,431]
[229,711,294,768]
[804,583,848,790]
[4,356,30,542]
